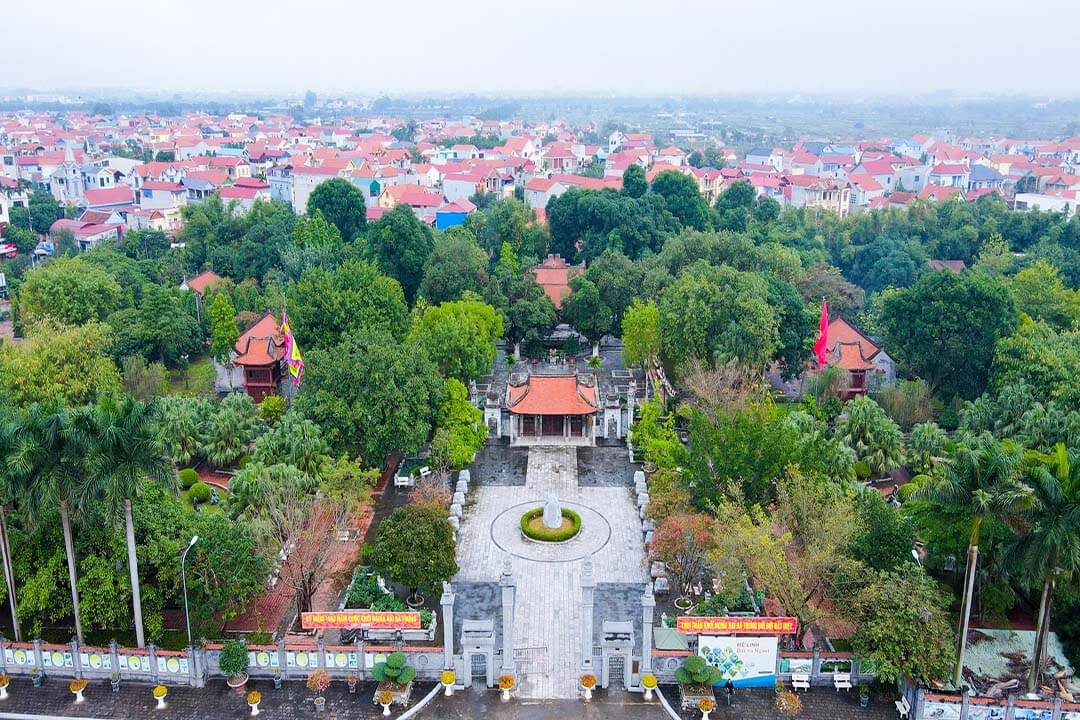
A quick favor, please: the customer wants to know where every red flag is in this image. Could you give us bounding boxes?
[812,300,829,369]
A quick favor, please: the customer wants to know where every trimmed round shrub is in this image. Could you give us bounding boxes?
[371,651,416,686]
[218,639,249,676]
[189,481,212,505]
[178,468,198,489]
[520,507,582,542]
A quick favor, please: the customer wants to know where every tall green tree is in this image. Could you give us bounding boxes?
[296,331,446,462]
[584,250,643,331]
[6,403,95,642]
[286,260,409,352]
[913,434,1034,687]
[83,395,173,648]
[879,270,1017,399]
[419,231,489,304]
[650,170,711,230]
[365,204,435,303]
[19,257,122,325]
[561,276,612,358]
[621,299,662,371]
[851,565,955,685]
[208,292,239,366]
[622,164,647,198]
[368,504,458,602]
[410,297,504,382]
[306,178,367,242]
[1005,444,1080,691]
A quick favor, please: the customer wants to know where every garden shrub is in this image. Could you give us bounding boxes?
[178,468,198,489]
[218,639,248,676]
[189,481,212,504]
[519,507,582,542]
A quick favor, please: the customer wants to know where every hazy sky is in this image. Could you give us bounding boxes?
[6,0,1079,97]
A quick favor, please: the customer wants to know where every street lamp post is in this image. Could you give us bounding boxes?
[180,536,198,648]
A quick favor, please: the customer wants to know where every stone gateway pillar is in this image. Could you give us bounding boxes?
[499,558,516,677]
[581,560,596,671]
[641,587,656,673]
[440,582,455,670]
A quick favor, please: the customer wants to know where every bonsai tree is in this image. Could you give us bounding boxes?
[219,639,249,680]
[368,504,458,604]
[675,656,722,687]
[371,652,416,688]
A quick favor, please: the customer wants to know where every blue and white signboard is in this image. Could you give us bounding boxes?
[698,635,778,688]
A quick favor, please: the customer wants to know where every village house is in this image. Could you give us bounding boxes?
[48,218,122,252]
[819,318,897,399]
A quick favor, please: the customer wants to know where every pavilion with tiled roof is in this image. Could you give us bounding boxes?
[505,373,599,445]
[822,318,896,399]
[232,312,284,401]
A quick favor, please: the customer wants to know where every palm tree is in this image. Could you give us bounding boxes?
[914,433,1034,688]
[6,403,95,643]
[1005,444,1080,692]
[0,407,23,640]
[83,395,174,649]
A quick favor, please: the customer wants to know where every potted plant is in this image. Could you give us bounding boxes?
[0,674,9,700]
[69,678,87,703]
[775,688,802,717]
[273,674,282,690]
[375,689,394,716]
[641,672,657,701]
[580,673,596,701]
[30,666,43,688]
[110,672,120,693]
[497,674,515,701]
[246,690,261,716]
[699,697,717,719]
[859,685,870,708]
[440,670,456,697]
[371,651,416,705]
[152,684,168,709]
[307,670,330,713]
[220,640,250,694]
[675,656,721,709]
[346,672,359,694]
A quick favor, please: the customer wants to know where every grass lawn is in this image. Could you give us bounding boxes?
[167,353,216,397]
[179,486,229,515]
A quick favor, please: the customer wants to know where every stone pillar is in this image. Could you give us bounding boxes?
[440,582,455,670]
[626,380,637,439]
[355,638,365,681]
[581,560,596,671]
[641,587,656,673]
[499,558,516,676]
[71,639,82,679]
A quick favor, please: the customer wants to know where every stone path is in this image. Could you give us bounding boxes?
[455,446,647,700]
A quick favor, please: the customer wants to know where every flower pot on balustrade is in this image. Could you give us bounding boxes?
[227,672,250,695]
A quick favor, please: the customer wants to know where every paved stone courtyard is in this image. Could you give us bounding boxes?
[455,446,647,699]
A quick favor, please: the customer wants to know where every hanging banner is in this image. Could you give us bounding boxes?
[699,635,778,688]
[300,611,421,630]
[676,616,797,635]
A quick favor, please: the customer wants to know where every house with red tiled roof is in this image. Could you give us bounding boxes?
[532,254,585,311]
[505,373,599,445]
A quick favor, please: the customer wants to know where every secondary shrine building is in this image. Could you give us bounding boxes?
[504,373,600,446]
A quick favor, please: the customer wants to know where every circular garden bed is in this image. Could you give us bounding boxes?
[520,507,582,542]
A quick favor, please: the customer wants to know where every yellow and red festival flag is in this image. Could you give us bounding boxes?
[281,311,304,387]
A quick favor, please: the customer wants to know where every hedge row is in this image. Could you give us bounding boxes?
[520,507,582,542]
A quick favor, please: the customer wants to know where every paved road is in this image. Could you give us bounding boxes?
[454,446,646,699]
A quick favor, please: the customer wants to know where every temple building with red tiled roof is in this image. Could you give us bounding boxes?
[821,318,897,399]
[222,312,284,400]
[505,373,600,445]
[532,254,585,310]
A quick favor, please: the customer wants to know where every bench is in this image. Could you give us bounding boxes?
[833,672,852,691]
[791,673,810,692]
[419,466,431,479]
[394,474,415,488]
[895,695,911,719]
